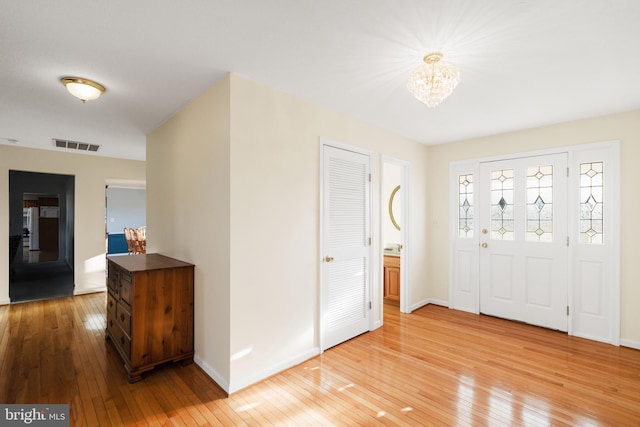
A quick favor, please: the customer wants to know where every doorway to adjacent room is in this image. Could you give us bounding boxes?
[8,170,75,303]
[382,157,410,315]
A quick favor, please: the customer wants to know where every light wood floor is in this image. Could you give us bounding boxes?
[1,293,639,426]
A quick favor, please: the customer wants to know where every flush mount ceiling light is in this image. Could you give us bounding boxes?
[407,52,460,107]
[60,77,105,103]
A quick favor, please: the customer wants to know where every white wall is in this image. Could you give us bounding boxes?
[0,145,145,302]
[427,109,640,347]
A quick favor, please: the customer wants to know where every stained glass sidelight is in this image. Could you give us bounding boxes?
[580,162,604,244]
[458,174,473,238]
[526,165,553,242]
[491,169,514,240]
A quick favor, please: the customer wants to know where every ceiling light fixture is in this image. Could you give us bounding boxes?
[60,77,106,103]
[407,52,460,107]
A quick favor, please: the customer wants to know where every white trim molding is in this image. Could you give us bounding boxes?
[620,339,640,351]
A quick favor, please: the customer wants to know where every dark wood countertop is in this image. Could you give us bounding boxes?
[107,253,194,272]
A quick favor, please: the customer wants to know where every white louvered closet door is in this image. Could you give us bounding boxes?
[321,144,371,351]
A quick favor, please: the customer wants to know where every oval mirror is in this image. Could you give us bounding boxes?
[389,185,400,231]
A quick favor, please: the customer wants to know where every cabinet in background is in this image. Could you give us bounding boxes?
[106,253,194,382]
[384,255,400,301]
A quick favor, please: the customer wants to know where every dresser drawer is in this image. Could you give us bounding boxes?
[107,312,118,336]
[116,303,131,337]
[113,325,131,359]
[119,273,132,308]
[107,293,117,318]
[107,270,118,295]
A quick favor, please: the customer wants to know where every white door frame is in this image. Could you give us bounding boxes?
[319,138,373,352]
[381,156,411,314]
[449,141,620,345]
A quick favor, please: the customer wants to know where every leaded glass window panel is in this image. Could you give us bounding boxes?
[580,162,604,244]
[526,165,553,242]
[491,169,514,240]
[458,174,474,238]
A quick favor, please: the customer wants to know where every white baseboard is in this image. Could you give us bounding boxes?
[411,298,448,312]
[427,298,448,307]
[195,347,321,395]
[620,338,640,350]
[74,287,106,296]
[194,355,230,394]
[411,298,429,311]
[0,289,105,305]
[228,347,320,394]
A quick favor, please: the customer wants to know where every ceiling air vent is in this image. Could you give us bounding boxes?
[53,139,100,152]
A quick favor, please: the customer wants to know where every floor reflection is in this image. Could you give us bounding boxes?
[23,245,59,263]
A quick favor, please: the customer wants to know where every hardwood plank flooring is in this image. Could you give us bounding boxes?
[1,293,639,426]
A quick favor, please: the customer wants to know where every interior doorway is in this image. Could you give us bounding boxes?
[9,171,75,303]
[105,183,147,255]
[382,157,410,314]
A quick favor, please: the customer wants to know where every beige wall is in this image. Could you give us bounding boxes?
[427,110,640,344]
[228,74,430,391]
[0,145,145,302]
[147,76,232,388]
[147,73,430,393]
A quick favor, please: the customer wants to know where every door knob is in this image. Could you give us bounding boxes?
[325,256,334,262]
[481,243,488,248]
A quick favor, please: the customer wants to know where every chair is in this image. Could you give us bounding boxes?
[123,228,135,254]
[124,227,146,254]
[135,226,146,254]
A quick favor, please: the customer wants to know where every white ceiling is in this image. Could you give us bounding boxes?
[1,1,639,161]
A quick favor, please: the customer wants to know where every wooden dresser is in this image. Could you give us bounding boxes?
[106,253,195,382]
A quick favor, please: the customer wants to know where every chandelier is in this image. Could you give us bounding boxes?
[407,52,460,107]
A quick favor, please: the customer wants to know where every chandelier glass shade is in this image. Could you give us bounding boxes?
[60,77,105,102]
[407,52,460,107]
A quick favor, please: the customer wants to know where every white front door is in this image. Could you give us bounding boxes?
[321,144,371,351]
[479,153,568,331]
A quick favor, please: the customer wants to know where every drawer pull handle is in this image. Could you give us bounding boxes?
[109,320,113,327]
[120,336,125,345]
[109,300,113,307]
[120,313,125,322]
